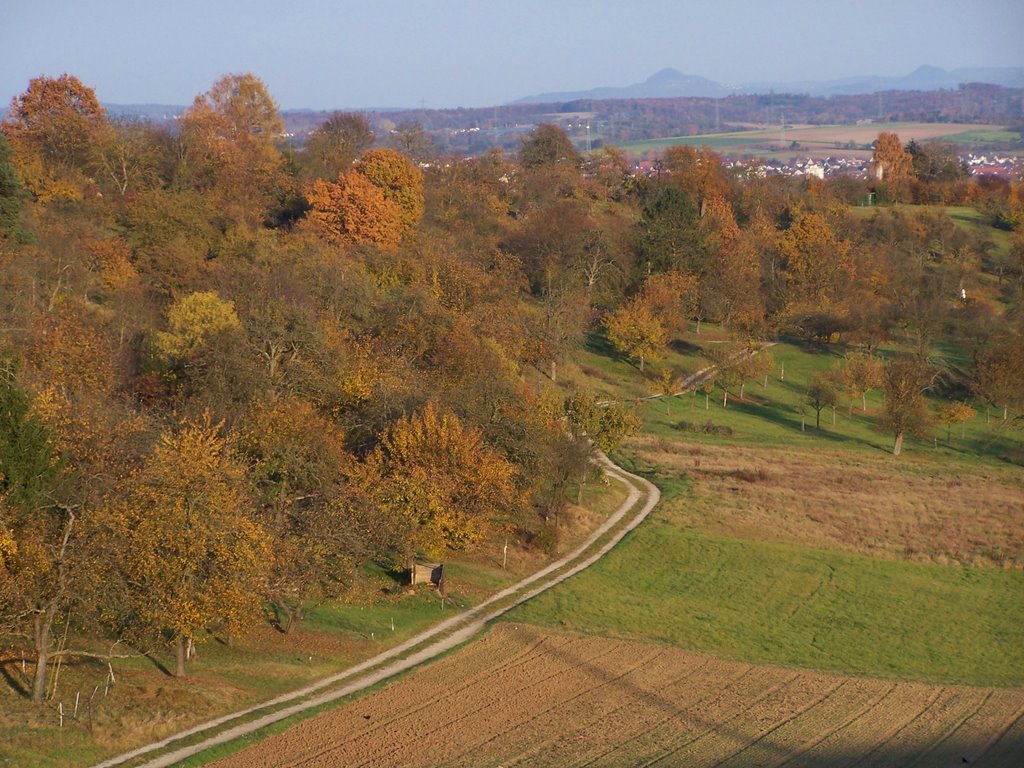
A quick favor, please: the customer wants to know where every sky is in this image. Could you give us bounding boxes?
[2,0,1023,111]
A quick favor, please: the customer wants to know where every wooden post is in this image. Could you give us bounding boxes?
[502,539,508,570]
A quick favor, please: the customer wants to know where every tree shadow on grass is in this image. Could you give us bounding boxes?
[0,656,29,697]
[144,652,171,677]
[729,398,889,453]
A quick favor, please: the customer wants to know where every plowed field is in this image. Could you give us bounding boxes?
[208,624,1024,767]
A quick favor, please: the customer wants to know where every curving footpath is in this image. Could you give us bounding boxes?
[91,452,660,768]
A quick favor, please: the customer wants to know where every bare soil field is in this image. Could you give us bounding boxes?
[208,624,1024,768]
[631,434,1024,568]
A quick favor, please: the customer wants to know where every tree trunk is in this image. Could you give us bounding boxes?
[705,392,709,410]
[893,431,904,456]
[639,355,644,372]
[31,608,56,703]
[549,360,557,382]
[831,405,836,426]
[740,383,745,400]
[174,635,188,678]
[722,390,728,408]
[862,393,867,411]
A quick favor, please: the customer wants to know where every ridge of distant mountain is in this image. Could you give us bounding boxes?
[511,65,1024,104]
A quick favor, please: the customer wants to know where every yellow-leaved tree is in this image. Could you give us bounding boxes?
[360,403,518,562]
[106,416,270,677]
[154,290,241,363]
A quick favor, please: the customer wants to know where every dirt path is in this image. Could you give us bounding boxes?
[90,453,660,768]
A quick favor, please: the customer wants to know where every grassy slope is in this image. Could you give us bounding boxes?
[508,332,1024,686]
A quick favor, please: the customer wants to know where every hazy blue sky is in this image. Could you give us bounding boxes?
[2,0,1022,110]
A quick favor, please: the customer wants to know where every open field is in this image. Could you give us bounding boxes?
[207,623,1024,768]
[621,122,1013,158]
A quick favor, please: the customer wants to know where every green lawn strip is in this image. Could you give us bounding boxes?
[507,519,1024,687]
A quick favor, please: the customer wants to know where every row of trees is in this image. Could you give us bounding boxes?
[1,71,1022,704]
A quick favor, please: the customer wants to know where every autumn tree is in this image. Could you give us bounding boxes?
[973,332,1024,421]
[806,367,842,428]
[106,416,270,677]
[3,74,107,191]
[936,401,976,443]
[662,145,731,215]
[878,358,934,456]
[94,118,165,197]
[306,148,423,247]
[360,403,519,562]
[842,352,884,412]
[564,389,641,454]
[357,148,425,238]
[520,123,581,169]
[306,172,403,247]
[871,132,915,203]
[602,298,667,372]
[301,112,374,181]
[238,398,363,632]
[178,73,288,226]
[780,207,856,313]
[154,290,242,364]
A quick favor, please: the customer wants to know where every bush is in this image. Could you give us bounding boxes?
[673,420,734,436]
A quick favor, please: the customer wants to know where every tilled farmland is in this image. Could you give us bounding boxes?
[208,624,1024,767]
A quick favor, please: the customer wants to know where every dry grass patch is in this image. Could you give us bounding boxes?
[630,434,1024,568]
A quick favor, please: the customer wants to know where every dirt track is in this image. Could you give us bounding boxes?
[209,623,1024,768]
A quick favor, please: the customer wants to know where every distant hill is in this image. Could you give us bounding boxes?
[512,65,1024,104]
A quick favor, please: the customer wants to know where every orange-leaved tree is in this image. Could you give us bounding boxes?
[3,74,107,199]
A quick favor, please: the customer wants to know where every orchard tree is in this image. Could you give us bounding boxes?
[878,358,934,456]
[602,298,667,372]
[107,416,270,677]
[973,333,1024,421]
[805,368,842,428]
[937,401,976,443]
[842,351,884,412]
